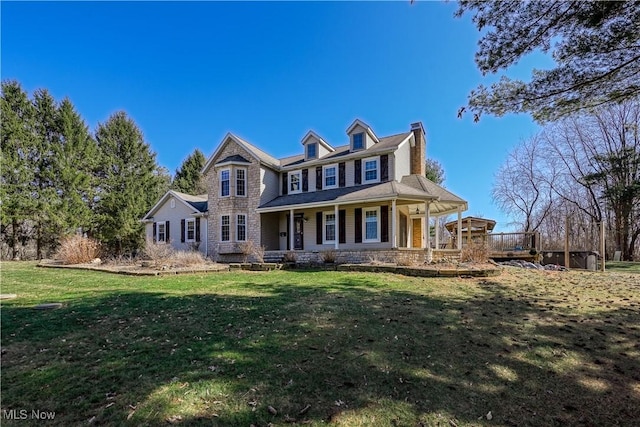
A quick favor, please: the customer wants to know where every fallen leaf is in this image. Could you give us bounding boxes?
[267,405,278,415]
[486,411,493,420]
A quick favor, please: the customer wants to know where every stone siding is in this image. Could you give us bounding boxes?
[205,138,266,260]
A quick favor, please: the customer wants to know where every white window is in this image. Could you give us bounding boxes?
[157,222,167,243]
[220,169,230,197]
[237,214,246,241]
[236,168,246,197]
[364,208,380,242]
[324,212,336,243]
[306,142,317,159]
[323,164,337,189]
[289,171,302,194]
[363,157,379,183]
[221,215,230,241]
[170,199,176,209]
[353,132,364,150]
[186,218,195,242]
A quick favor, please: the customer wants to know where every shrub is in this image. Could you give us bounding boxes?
[54,235,101,265]
[238,240,265,263]
[143,241,174,264]
[170,250,207,267]
[460,241,490,263]
[321,249,337,263]
[282,251,297,263]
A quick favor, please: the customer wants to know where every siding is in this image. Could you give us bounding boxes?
[394,141,411,180]
[260,167,280,205]
[275,203,393,251]
[145,196,206,254]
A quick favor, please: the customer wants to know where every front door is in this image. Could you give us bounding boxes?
[294,216,304,250]
[412,218,422,248]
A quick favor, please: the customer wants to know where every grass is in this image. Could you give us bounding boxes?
[606,261,640,274]
[1,262,639,426]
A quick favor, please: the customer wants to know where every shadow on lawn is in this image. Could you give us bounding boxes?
[2,276,639,426]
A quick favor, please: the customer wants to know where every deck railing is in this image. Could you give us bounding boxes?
[486,232,541,252]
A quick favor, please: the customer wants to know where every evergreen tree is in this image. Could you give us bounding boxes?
[425,158,445,185]
[93,111,164,255]
[0,81,36,259]
[51,98,97,236]
[171,149,207,194]
[457,1,640,122]
[32,89,60,258]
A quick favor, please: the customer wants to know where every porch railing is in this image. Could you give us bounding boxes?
[486,232,540,253]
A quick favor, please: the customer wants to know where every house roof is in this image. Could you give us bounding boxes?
[216,154,251,165]
[279,132,412,168]
[256,174,470,214]
[141,190,208,221]
[202,133,280,174]
[301,130,335,152]
[346,119,380,143]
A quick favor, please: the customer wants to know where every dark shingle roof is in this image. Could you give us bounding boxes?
[171,191,208,213]
[216,154,251,164]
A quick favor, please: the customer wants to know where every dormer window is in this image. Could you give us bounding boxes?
[353,133,364,150]
[306,142,317,159]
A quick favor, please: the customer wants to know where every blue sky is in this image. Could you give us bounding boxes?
[2,1,551,231]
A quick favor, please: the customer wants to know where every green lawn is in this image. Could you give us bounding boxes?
[606,261,640,274]
[1,262,639,426]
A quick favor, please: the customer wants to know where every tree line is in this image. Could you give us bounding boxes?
[492,101,640,261]
[1,80,206,260]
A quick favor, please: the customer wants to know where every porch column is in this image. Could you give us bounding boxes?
[424,202,430,248]
[289,208,294,250]
[434,215,439,249]
[391,199,397,248]
[467,218,472,245]
[334,204,339,250]
[457,207,462,250]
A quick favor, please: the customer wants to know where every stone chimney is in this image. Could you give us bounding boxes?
[410,122,426,176]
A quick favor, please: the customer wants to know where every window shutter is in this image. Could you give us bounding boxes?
[153,222,157,243]
[354,159,361,185]
[302,169,308,192]
[316,212,322,244]
[195,218,201,242]
[339,209,346,244]
[381,154,389,182]
[355,208,362,243]
[282,173,288,195]
[381,206,389,242]
[181,219,185,243]
[316,167,322,190]
[338,162,345,187]
[166,221,171,243]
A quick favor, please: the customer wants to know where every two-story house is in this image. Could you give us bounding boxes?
[195,119,468,263]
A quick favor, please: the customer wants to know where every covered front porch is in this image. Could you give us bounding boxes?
[257,176,468,263]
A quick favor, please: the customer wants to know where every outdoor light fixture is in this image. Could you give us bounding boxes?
[415,207,420,215]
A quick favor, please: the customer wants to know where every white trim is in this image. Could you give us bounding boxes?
[256,195,439,214]
[288,170,302,194]
[142,190,206,220]
[220,168,231,198]
[352,132,365,151]
[346,119,380,143]
[157,221,168,244]
[301,130,335,152]
[236,214,247,242]
[185,218,196,243]
[323,211,337,244]
[323,164,338,189]
[235,167,247,197]
[220,214,231,242]
[202,132,279,174]
[363,156,380,184]
[306,142,318,160]
[363,207,381,243]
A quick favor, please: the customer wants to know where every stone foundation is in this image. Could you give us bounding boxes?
[263,248,461,266]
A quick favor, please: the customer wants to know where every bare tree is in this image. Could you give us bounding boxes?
[492,135,554,232]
